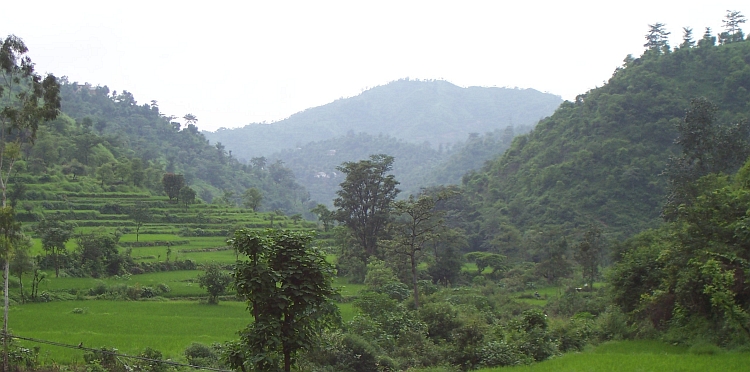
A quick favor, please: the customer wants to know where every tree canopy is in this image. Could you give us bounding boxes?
[230,229,339,372]
[334,154,399,258]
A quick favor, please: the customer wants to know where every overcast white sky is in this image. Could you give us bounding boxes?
[1,1,747,131]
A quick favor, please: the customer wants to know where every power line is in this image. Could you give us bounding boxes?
[5,333,234,372]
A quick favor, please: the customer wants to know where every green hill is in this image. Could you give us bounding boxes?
[274,125,535,205]
[204,79,562,161]
[461,38,750,247]
[42,81,311,215]
[272,132,445,204]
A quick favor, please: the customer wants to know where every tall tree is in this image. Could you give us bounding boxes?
[644,23,671,52]
[230,229,339,372]
[250,156,267,170]
[310,204,334,232]
[575,226,605,291]
[198,263,232,305]
[386,191,453,308]
[721,10,746,43]
[1,36,60,369]
[8,235,32,304]
[179,186,197,210]
[698,27,716,47]
[34,214,75,278]
[535,237,573,285]
[183,113,198,127]
[0,207,20,371]
[680,27,695,48]
[76,231,122,278]
[242,187,263,211]
[128,201,151,242]
[0,35,60,207]
[663,98,750,219]
[334,154,399,258]
[161,173,185,202]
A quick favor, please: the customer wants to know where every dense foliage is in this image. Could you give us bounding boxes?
[462,34,750,247]
[5,16,750,371]
[32,81,312,215]
[230,229,339,372]
[274,127,531,206]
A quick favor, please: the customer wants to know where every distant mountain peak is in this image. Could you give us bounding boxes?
[205,80,562,161]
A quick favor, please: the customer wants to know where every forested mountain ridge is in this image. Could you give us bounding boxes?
[272,133,444,205]
[204,79,562,160]
[462,37,750,247]
[35,81,312,214]
[273,125,533,206]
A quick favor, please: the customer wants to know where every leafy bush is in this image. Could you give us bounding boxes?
[156,283,171,294]
[479,341,527,368]
[381,282,410,301]
[9,345,40,370]
[89,281,108,296]
[184,342,218,367]
[595,306,630,341]
[553,315,595,352]
[141,287,156,298]
[84,347,124,372]
[133,347,167,372]
[420,302,461,341]
[517,326,558,362]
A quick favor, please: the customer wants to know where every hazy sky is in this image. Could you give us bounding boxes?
[2,1,747,131]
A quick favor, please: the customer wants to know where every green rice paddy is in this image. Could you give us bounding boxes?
[10,300,250,363]
[477,340,749,372]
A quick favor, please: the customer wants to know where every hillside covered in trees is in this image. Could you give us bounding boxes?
[204,79,561,161]
[31,82,312,214]
[271,125,531,206]
[460,26,750,249]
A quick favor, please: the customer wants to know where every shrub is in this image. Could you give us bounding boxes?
[133,347,167,372]
[479,341,527,368]
[381,282,410,301]
[141,287,156,298]
[156,283,171,294]
[517,326,558,362]
[185,342,218,367]
[420,302,461,341]
[89,281,108,296]
[84,347,124,372]
[595,306,630,341]
[9,345,40,370]
[554,316,595,352]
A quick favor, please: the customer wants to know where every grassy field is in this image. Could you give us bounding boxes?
[10,299,359,364]
[10,300,250,363]
[476,340,750,372]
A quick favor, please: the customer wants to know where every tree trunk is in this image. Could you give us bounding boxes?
[283,347,291,372]
[410,253,419,308]
[54,251,59,278]
[2,190,7,372]
[3,260,8,372]
[17,273,23,304]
